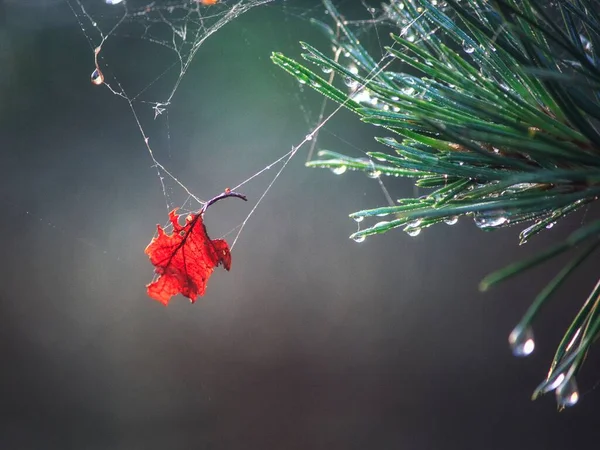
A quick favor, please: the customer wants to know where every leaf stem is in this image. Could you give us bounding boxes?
[201,189,248,214]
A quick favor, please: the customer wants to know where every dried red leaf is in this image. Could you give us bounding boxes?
[145,209,231,305]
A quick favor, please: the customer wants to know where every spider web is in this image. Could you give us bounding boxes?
[67,0,275,211]
[0,0,431,375]
[64,0,423,255]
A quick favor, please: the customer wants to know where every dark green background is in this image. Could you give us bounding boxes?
[1,0,600,448]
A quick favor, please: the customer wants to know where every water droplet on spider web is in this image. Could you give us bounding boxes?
[508,325,535,357]
[105,0,123,4]
[91,68,104,85]
[331,166,347,175]
[444,216,459,225]
[556,377,579,409]
[305,134,313,141]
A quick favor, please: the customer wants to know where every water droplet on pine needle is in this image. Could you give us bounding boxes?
[331,166,347,175]
[344,77,358,89]
[473,214,507,230]
[556,377,579,409]
[406,227,421,237]
[407,219,422,228]
[508,325,535,357]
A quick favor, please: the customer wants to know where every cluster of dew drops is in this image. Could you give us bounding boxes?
[315,0,582,410]
[337,151,581,408]
[509,324,580,409]
[327,145,579,410]
[338,151,581,408]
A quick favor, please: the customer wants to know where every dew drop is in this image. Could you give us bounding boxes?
[406,227,421,237]
[546,222,555,229]
[367,170,381,179]
[463,44,476,54]
[91,68,104,85]
[331,166,347,175]
[352,235,366,243]
[556,377,579,409]
[305,134,313,141]
[508,325,535,357]
[353,216,364,223]
[407,219,422,228]
[444,216,459,225]
[473,214,507,230]
[548,373,566,392]
[344,77,358,89]
[321,66,333,74]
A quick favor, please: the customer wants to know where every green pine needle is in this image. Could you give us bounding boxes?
[273,0,600,408]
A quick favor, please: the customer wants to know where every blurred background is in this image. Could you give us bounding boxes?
[1,0,600,448]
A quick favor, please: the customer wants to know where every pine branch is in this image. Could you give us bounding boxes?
[272,0,600,409]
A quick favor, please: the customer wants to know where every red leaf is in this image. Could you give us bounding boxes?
[145,209,231,305]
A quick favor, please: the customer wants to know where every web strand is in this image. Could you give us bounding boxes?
[229,51,399,249]
[67,0,426,251]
